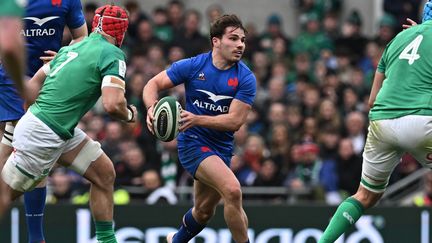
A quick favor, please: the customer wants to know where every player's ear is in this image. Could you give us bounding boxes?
[212,37,220,47]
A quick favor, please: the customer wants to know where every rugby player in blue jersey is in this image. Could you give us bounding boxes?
[0,0,87,242]
[144,14,256,243]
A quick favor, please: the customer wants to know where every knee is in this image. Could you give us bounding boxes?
[194,207,215,223]
[222,182,242,204]
[93,164,116,189]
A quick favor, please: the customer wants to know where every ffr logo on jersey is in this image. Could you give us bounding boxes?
[193,89,232,113]
[22,16,59,37]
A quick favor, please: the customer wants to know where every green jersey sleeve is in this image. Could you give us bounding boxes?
[98,46,127,80]
[0,0,25,17]
[377,46,389,73]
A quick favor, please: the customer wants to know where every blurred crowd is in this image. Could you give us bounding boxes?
[47,0,426,205]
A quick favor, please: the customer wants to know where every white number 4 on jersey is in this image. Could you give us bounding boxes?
[399,35,423,65]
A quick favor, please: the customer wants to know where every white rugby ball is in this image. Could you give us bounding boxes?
[153,96,182,142]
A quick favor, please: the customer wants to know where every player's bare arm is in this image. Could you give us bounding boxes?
[0,17,26,99]
[26,65,48,104]
[102,76,137,123]
[40,24,88,64]
[180,99,251,132]
[69,23,88,45]
[143,70,175,133]
[368,71,385,108]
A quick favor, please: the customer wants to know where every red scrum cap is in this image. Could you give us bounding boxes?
[92,5,129,47]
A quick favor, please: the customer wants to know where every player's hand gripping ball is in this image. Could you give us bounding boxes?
[152,96,182,142]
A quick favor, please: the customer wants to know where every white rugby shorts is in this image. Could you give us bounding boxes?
[1,111,86,191]
[362,115,432,192]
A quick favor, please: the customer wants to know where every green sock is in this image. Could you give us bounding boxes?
[319,197,364,243]
[95,221,117,243]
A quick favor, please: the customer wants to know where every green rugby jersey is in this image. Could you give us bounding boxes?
[370,21,432,121]
[0,0,25,17]
[30,33,126,139]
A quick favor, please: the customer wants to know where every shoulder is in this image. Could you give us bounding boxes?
[237,60,253,73]
[191,51,211,65]
[175,51,210,70]
[237,61,256,80]
[67,0,83,6]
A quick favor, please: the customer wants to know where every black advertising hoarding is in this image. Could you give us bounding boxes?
[0,204,430,243]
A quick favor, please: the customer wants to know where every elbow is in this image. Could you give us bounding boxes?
[230,121,243,132]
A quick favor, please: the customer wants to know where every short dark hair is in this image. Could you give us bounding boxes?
[209,14,246,44]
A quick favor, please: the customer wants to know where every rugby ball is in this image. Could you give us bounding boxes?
[153,96,182,142]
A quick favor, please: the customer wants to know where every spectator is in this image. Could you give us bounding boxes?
[322,11,340,41]
[318,125,341,162]
[336,138,362,196]
[286,105,303,141]
[231,155,256,186]
[243,22,262,61]
[48,169,75,204]
[172,9,210,57]
[167,45,186,64]
[115,146,153,186]
[243,134,268,173]
[266,102,287,130]
[285,142,322,200]
[374,13,397,47]
[101,121,124,163]
[344,111,367,155]
[131,19,165,54]
[252,158,285,200]
[124,0,148,41]
[316,99,342,130]
[259,13,290,54]
[384,0,422,33]
[334,10,368,64]
[301,85,321,117]
[152,7,174,44]
[167,0,185,32]
[268,124,292,172]
[291,12,333,61]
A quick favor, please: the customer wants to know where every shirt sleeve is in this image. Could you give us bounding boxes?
[166,58,193,85]
[66,0,85,29]
[377,49,387,73]
[98,47,127,80]
[377,40,394,73]
[234,73,256,106]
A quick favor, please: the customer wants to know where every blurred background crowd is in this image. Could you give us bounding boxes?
[46,0,430,206]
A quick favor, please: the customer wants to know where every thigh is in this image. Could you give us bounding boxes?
[58,128,88,167]
[12,112,64,178]
[81,152,115,186]
[407,116,432,168]
[60,134,114,186]
[58,134,103,176]
[178,145,231,178]
[195,155,240,197]
[362,120,404,191]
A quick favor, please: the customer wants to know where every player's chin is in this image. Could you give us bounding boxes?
[231,55,242,62]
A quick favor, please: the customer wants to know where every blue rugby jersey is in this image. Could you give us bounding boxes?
[167,51,256,154]
[0,0,85,85]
